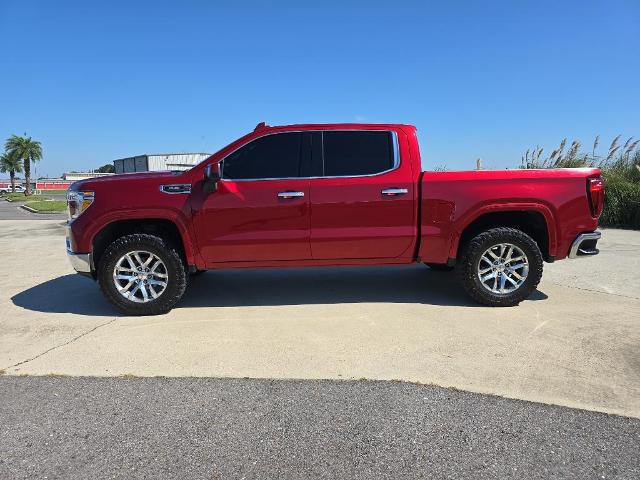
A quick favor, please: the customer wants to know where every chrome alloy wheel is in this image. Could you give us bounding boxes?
[477,243,529,294]
[112,250,168,303]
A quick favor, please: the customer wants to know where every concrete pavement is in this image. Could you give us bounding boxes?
[1,220,639,418]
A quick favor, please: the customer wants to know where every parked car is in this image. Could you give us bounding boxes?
[0,184,25,194]
[66,123,604,315]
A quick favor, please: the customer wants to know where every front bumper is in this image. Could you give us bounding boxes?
[66,225,93,275]
[568,231,601,259]
[67,249,93,273]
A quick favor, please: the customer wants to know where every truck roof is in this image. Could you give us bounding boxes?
[254,122,416,132]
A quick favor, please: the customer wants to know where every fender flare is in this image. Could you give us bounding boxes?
[447,202,558,259]
[86,208,205,269]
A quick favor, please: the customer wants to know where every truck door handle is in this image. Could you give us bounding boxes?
[277,191,305,199]
[381,188,408,196]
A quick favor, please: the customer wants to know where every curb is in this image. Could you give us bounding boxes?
[19,205,65,215]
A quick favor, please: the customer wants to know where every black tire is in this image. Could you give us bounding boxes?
[98,234,187,315]
[425,263,454,271]
[457,227,543,307]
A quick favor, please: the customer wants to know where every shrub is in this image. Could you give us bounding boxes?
[600,177,640,229]
[521,136,640,229]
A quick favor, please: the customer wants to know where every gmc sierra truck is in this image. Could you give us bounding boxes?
[66,123,604,315]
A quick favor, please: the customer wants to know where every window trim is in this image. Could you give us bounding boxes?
[219,130,400,182]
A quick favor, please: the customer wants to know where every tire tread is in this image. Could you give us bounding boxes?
[98,234,187,315]
[457,227,543,307]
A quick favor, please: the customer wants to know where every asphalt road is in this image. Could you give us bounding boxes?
[42,193,67,201]
[1,376,638,480]
[0,197,66,220]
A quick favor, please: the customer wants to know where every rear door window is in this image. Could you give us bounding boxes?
[322,131,395,177]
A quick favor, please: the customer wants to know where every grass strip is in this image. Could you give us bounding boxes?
[23,200,67,213]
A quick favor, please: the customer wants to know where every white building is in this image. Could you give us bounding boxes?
[113,153,210,174]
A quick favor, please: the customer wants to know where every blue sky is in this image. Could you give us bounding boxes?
[1,0,639,176]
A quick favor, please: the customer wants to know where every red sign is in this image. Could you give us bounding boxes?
[36,182,72,190]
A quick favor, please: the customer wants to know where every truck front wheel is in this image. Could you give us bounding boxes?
[98,234,187,315]
[458,227,543,307]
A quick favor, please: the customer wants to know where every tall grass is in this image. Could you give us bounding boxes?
[521,135,640,229]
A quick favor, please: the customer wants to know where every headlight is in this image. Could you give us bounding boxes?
[67,190,95,220]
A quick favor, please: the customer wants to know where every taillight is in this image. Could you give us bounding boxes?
[588,177,605,218]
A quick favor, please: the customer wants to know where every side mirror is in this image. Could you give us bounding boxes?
[203,163,221,193]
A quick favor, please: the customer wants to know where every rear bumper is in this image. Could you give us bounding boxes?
[568,231,601,259]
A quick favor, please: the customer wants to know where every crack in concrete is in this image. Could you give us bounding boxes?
[4,317,118,370]
[548,281,640,301]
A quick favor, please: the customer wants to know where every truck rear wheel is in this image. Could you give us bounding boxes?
[98,234,187,315]
[458,227,543,307]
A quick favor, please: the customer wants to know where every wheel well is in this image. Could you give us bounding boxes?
[92,219,187,271]
[457,211,551,261]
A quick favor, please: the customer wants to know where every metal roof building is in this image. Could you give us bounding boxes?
[113,153,210,174]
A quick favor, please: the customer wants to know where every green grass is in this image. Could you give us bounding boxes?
[520,136,640,229]
[1,192,48,202]
[24,200,67,213]
[2,190,67,202]
[36,189,68,194]
[599,179,640,229]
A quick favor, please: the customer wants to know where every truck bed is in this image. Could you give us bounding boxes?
[419,168,601,264]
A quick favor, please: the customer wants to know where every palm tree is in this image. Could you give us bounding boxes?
[5,135,42,195]
[0,150,23,192]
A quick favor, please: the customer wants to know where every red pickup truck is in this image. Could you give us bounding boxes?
[66,123,604,315]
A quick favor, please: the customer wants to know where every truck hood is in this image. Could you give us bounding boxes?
[69,171,183,190]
